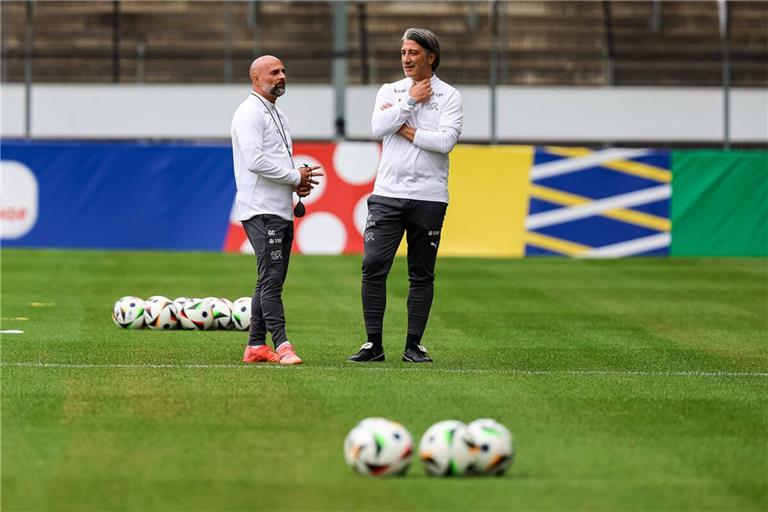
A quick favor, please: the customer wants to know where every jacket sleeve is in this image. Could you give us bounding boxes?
[235,112,300,186]
[371,84,417,139]
[412,89,463,154]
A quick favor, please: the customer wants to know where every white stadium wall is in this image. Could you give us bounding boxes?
[1,84,766,143]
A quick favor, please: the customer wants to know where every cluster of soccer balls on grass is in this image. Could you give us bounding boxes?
[344,417,514,477]
[112,295,252,331]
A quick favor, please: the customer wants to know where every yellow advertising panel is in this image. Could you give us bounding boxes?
[395,144,533,257]
[439,145,534,257]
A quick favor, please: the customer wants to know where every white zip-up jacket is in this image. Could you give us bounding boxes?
[231,91,301,222]
[371,75,463,203]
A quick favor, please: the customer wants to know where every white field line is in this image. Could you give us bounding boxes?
[1,361,766,378]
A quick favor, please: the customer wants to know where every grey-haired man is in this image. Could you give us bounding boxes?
[348,28,463,363]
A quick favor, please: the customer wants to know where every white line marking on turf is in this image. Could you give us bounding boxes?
[0,330,24,334]
[1,361,766,378]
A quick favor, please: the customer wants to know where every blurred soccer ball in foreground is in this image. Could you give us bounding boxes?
[344,418,413,477]
[179,298,214,330]
[205,297,233,330]
[144,295,179,330]
[112,296,146,329]
[230,297,251,331]
[465,418,514,476]
[418,420,476,477]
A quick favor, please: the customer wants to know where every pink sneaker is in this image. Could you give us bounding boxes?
[276,342,302,365]
[243,344,279,363]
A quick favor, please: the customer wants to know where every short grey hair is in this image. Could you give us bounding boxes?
[402,27,440,71]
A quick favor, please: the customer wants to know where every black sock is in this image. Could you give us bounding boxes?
[367,332,382,349]
[406,333,422,350]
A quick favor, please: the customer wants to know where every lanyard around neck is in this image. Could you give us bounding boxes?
[251,92,294,166]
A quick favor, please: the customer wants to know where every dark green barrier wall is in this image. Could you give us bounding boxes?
[671,151,768,256]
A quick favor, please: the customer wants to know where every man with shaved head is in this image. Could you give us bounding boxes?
[348,28,463,364]
[231,55,322,365]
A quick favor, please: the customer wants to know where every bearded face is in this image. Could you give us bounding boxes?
[250,57,287,101]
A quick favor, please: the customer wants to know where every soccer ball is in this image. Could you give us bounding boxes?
[144,296,179,330]
[112,296,146,329]
[418,420,476,477]
[231,297,251,331]
[344,418,413,477]
[205,297,233,330]
[172,297,190,314]
[178,298,214,330]
[465,419,514,476]
[221,298,235,324]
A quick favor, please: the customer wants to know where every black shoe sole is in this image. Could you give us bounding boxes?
[402,354,433,363]
[347,352,385,363]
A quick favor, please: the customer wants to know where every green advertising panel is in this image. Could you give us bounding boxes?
[671,150,768,256]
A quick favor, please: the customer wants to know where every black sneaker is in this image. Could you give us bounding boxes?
[347,342,385,362]
[403,345,433,363]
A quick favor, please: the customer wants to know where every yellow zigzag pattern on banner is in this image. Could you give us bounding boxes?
[526,147,672,255]
[523,231,590,257]
[529,185,671,232]
[546,146,672,183]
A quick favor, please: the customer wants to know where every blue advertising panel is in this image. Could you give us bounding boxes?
[1,140,235,251]
[524,147,672,257]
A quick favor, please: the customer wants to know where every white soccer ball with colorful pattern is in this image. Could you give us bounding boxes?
[204,297,233,329]
[219,298,235,328]
[230,297,251,331]
[178,298,214,330]
[112,296,146,329]
[344,418,413,477]
[172,297,189,315]
[465,418,514,476]
[418,420,476,477]
[143,295,179,330]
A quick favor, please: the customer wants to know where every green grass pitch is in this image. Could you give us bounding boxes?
[1,248,766,511]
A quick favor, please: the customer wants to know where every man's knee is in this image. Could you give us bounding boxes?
[258,263,285,294]
[362,253,392,281]
[408,265,435,286]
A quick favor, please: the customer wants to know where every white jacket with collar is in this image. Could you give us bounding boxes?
[370,75,463,204]
[231,92,301,222]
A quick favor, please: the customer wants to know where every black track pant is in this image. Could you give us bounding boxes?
[361,194,447,340]
[242,214,294,347]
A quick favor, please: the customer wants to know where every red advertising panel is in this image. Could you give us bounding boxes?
[223,141,380,255]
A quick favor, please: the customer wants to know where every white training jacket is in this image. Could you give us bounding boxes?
[371,74,463,204]
[231,91,301,222]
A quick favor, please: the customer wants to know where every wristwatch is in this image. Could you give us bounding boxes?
[406,96,417,107]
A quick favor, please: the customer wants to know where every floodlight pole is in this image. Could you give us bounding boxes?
[112,0,121,83]
[602,1,615,86]
[332,1,348,139]
[721,0,731,149]
[357,2,369,84]
[24,0,34,139]
[489,0,499,145]
[247,1,261,57]
[224,2,233,83]
[650,0,662,32]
